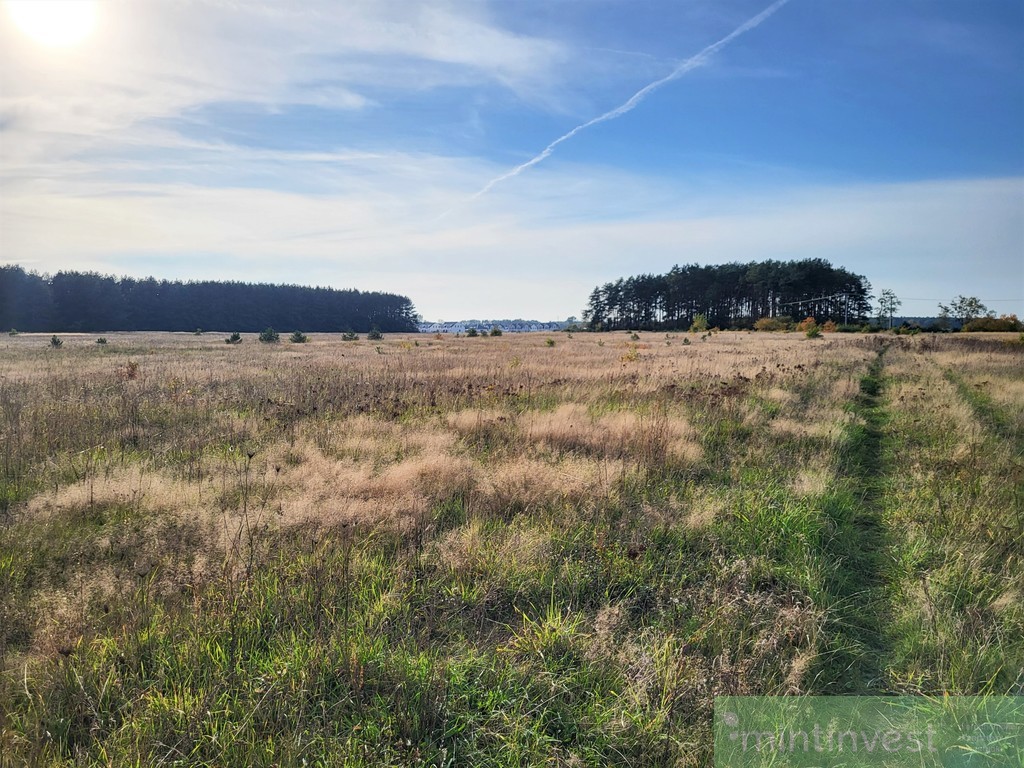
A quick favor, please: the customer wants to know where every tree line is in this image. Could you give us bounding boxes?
[0,265,419,333]
[582,259,872,331]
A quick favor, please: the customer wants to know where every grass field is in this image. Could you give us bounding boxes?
[1,329,1021,766]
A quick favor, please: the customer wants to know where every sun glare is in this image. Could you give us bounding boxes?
[5,0,98,47]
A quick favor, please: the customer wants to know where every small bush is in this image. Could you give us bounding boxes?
[342,331,359,341]
[367,326,383,341]
[193,328,203,335]
[7,329,17,336]
[630,331,640,341]
[466,328,479,337]
[290,331,308,344]
[545,338,556,347]
[96,337,107,345]
[689,314,709,333]
[805,326,822,339]
[963,314,1023,332]
[225,332,242,344]
[489,326,503,336]
[821,320,837,333]
[259,327,280,343]
[796,317,817,333]
[753,317,789,332]
[682,337,691,345]
[49,335,62,348]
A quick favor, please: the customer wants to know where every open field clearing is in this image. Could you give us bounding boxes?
[1,330,1021,766]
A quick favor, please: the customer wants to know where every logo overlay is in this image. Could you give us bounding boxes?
[715,696,1023,766]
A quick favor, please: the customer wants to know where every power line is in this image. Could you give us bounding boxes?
[898,298,1020,302]
[776,292,848,307]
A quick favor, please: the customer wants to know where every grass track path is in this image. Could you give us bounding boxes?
[814,344,896,692]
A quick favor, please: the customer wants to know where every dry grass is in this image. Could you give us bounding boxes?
[1,330,1021,765]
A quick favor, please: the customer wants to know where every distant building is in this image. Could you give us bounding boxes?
[418,319,570,334]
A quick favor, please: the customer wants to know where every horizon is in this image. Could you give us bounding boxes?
[2,0,1022,318]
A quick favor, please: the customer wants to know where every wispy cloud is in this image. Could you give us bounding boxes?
[2,0,1020,322]
[3,144,1019,318]
[468,0,792,201]
[0,0,566,166]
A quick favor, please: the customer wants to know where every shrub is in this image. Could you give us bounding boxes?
[689,314,709,333]
[753,317,789,332]
[682,337,691,345]
[225,332,242,344]
[466,328,479,337]
[7,329,17,336]
[821,320,837,333]
[49,335,62,348]
[193,328,203,335]
[805,326,822,339]
[630,331,640,341]
[367,326,383,341]
[489,326,503,336]
[796,317,817,333]
[545,338,556,347]
[342,331,358,341]
[96,337,108,345]
[962,314,1023,332]
[290,331,308,344]
[259,328,280,343]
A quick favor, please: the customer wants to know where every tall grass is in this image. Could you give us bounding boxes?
[0,331,1020,765]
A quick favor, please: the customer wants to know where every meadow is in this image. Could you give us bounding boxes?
[1,329,1021,766]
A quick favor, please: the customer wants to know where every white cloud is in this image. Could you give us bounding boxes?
[2,2,1020,321]
[0,0,566,166]
[2,141,1020,319]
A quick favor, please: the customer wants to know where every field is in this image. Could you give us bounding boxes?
[1,330,1022,766]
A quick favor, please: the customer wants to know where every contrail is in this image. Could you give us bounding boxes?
[470,0,791,201]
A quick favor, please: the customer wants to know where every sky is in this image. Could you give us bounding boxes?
[1,0,1022,321]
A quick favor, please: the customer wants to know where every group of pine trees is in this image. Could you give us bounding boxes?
[582,259,872,331]
[0,266,419,333]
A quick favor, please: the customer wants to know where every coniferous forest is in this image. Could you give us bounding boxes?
[583,258,872,330]
[0,265,419,333]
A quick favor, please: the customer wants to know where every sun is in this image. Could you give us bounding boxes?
[5,0,98,47]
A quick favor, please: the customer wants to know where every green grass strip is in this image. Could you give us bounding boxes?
[811,346,894,693]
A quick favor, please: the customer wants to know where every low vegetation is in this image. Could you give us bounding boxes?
[0,330,1020,765]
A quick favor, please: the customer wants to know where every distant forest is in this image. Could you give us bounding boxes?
[0,266,419,333]
[583,259,872,331]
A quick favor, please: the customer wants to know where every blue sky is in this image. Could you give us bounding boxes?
[1,0,1021,320]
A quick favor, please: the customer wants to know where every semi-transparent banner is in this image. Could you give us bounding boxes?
[715,696,1023,766]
